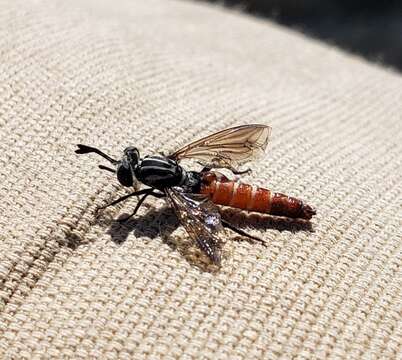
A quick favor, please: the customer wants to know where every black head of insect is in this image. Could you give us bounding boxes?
[116,146,140,187]
[75,144,140,187]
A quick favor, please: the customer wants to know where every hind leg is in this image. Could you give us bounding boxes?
[221,219,265,246]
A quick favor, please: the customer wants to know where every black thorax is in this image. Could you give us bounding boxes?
[134,156,201,192]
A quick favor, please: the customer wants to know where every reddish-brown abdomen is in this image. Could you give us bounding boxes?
[200,172,315,220]
[270,193,316,220]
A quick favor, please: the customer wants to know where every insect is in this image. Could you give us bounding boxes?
[76,124,315,264]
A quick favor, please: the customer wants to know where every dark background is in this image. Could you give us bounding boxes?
[199,0,402,72]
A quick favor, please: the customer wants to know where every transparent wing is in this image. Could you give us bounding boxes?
[169,124,271,167]
[165,188,225,264]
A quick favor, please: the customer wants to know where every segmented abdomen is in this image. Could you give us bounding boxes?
[199,172,315,220]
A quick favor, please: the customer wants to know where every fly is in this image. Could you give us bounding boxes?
[75,124,315,264]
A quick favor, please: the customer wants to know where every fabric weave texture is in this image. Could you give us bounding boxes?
[0,0,401,358]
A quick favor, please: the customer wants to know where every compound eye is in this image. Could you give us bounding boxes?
[124,146,139,164]
[124,146,136,152]
[117,164,133,187]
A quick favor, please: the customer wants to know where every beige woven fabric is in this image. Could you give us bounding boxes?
[0,0,401,358]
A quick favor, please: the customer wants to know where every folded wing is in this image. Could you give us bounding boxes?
[165,188,225,264]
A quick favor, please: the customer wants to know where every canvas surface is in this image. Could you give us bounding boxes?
[0,0,401,358]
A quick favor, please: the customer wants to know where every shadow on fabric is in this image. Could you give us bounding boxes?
[103,205,313,271]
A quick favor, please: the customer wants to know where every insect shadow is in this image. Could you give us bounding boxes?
[106,204,220,271]
[106,205,180,245]
[219,207,314,237]
[104,203,313,269]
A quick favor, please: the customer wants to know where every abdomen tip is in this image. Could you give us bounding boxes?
[302,204,316,220]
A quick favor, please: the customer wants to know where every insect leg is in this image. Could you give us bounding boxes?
[117,190,165,223]
[221,219,265,246]
[117,193,150,222]
[229,167,252,175]
[198,163,211,173]
[96,188,152,214]
[149,191,166,199]
[199,162,251,176]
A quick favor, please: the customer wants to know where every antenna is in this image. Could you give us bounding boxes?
[75,144,118,164]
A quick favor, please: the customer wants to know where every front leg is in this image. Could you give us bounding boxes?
[117,190,166,222]
[96,188,153,215]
